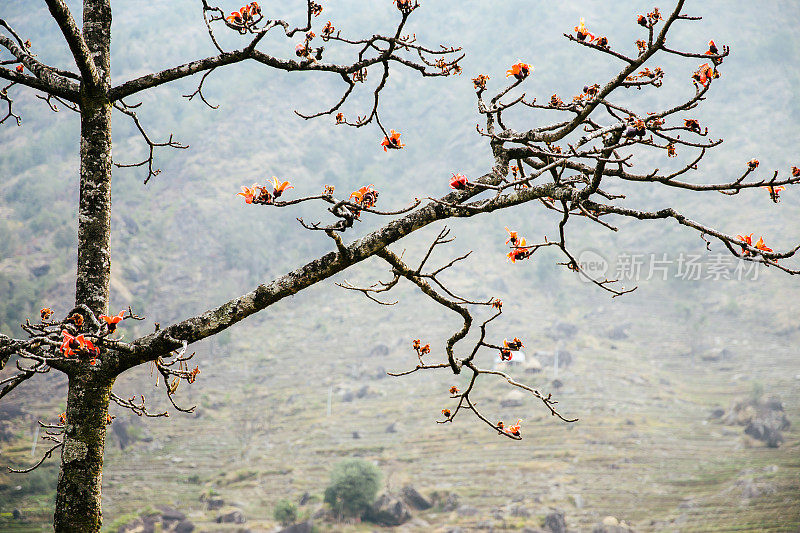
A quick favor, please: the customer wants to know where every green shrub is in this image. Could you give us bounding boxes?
[273,499,298,526]
[323,459,382,519]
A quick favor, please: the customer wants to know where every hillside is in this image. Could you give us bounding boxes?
[1,0,799,531]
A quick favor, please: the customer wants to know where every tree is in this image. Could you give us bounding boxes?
[323,458,382,519]
[273,498,298,526]
[0,1,798,531]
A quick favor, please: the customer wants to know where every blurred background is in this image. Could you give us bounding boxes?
[0,0,798,530]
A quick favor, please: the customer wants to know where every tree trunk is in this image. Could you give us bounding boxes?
[53,374,114,532]
[75,95,112,316]
[54,2,115,530]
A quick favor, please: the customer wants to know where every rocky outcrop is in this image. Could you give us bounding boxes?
[543,509,567,533]
[723,395,790,447]
[401,485,432,510]
[115,507,193,533]
[216,508,246,524]
[364,493,412,526]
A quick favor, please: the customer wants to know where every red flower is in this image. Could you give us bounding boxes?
[237,184,258,204]
[472,74,490,90]
[271,177,293,199]
[40,307,54,320]
[504,337,524,351]
[748,159,760,170]
[505,227,519,246]
[705,40,722,63]
[755,236,773,254]
[637,15,648,27]
[762,185,785,203]
[666,143,676,157]
[60,331,78,357]
[449,386,459,395]
[99,310,125,333]
[75,334,99,357]
[574,18,595,42]
[692,63,719,87]
[350,185,379,209]
[441,408,451,418]
[450,173,469,190]
[792,166,800,178]
[15,64,24,73]
[507,237,532,263]
[381,130,404,151]
[684,119,701,133]
[505,419,522,437]
[506,62,532,81]
[737,233,753,256]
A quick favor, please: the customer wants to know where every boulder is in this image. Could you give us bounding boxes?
[745,419,784,448]
[365,493,412,526]
[401,486,432,510]
[174,520,195,533]
[543,509,567,533]
[216,508,246,524]
[592,515,635,533]
[156,506,185,525]
[200,494,224,510]
[356,385,377,399]
[701,347,734,362]
[724,395,790,447]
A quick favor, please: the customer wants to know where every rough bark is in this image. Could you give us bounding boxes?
[75,0,111,317]
[53,374,115,532]
[54,2,114,531]
[75,97,112,317]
